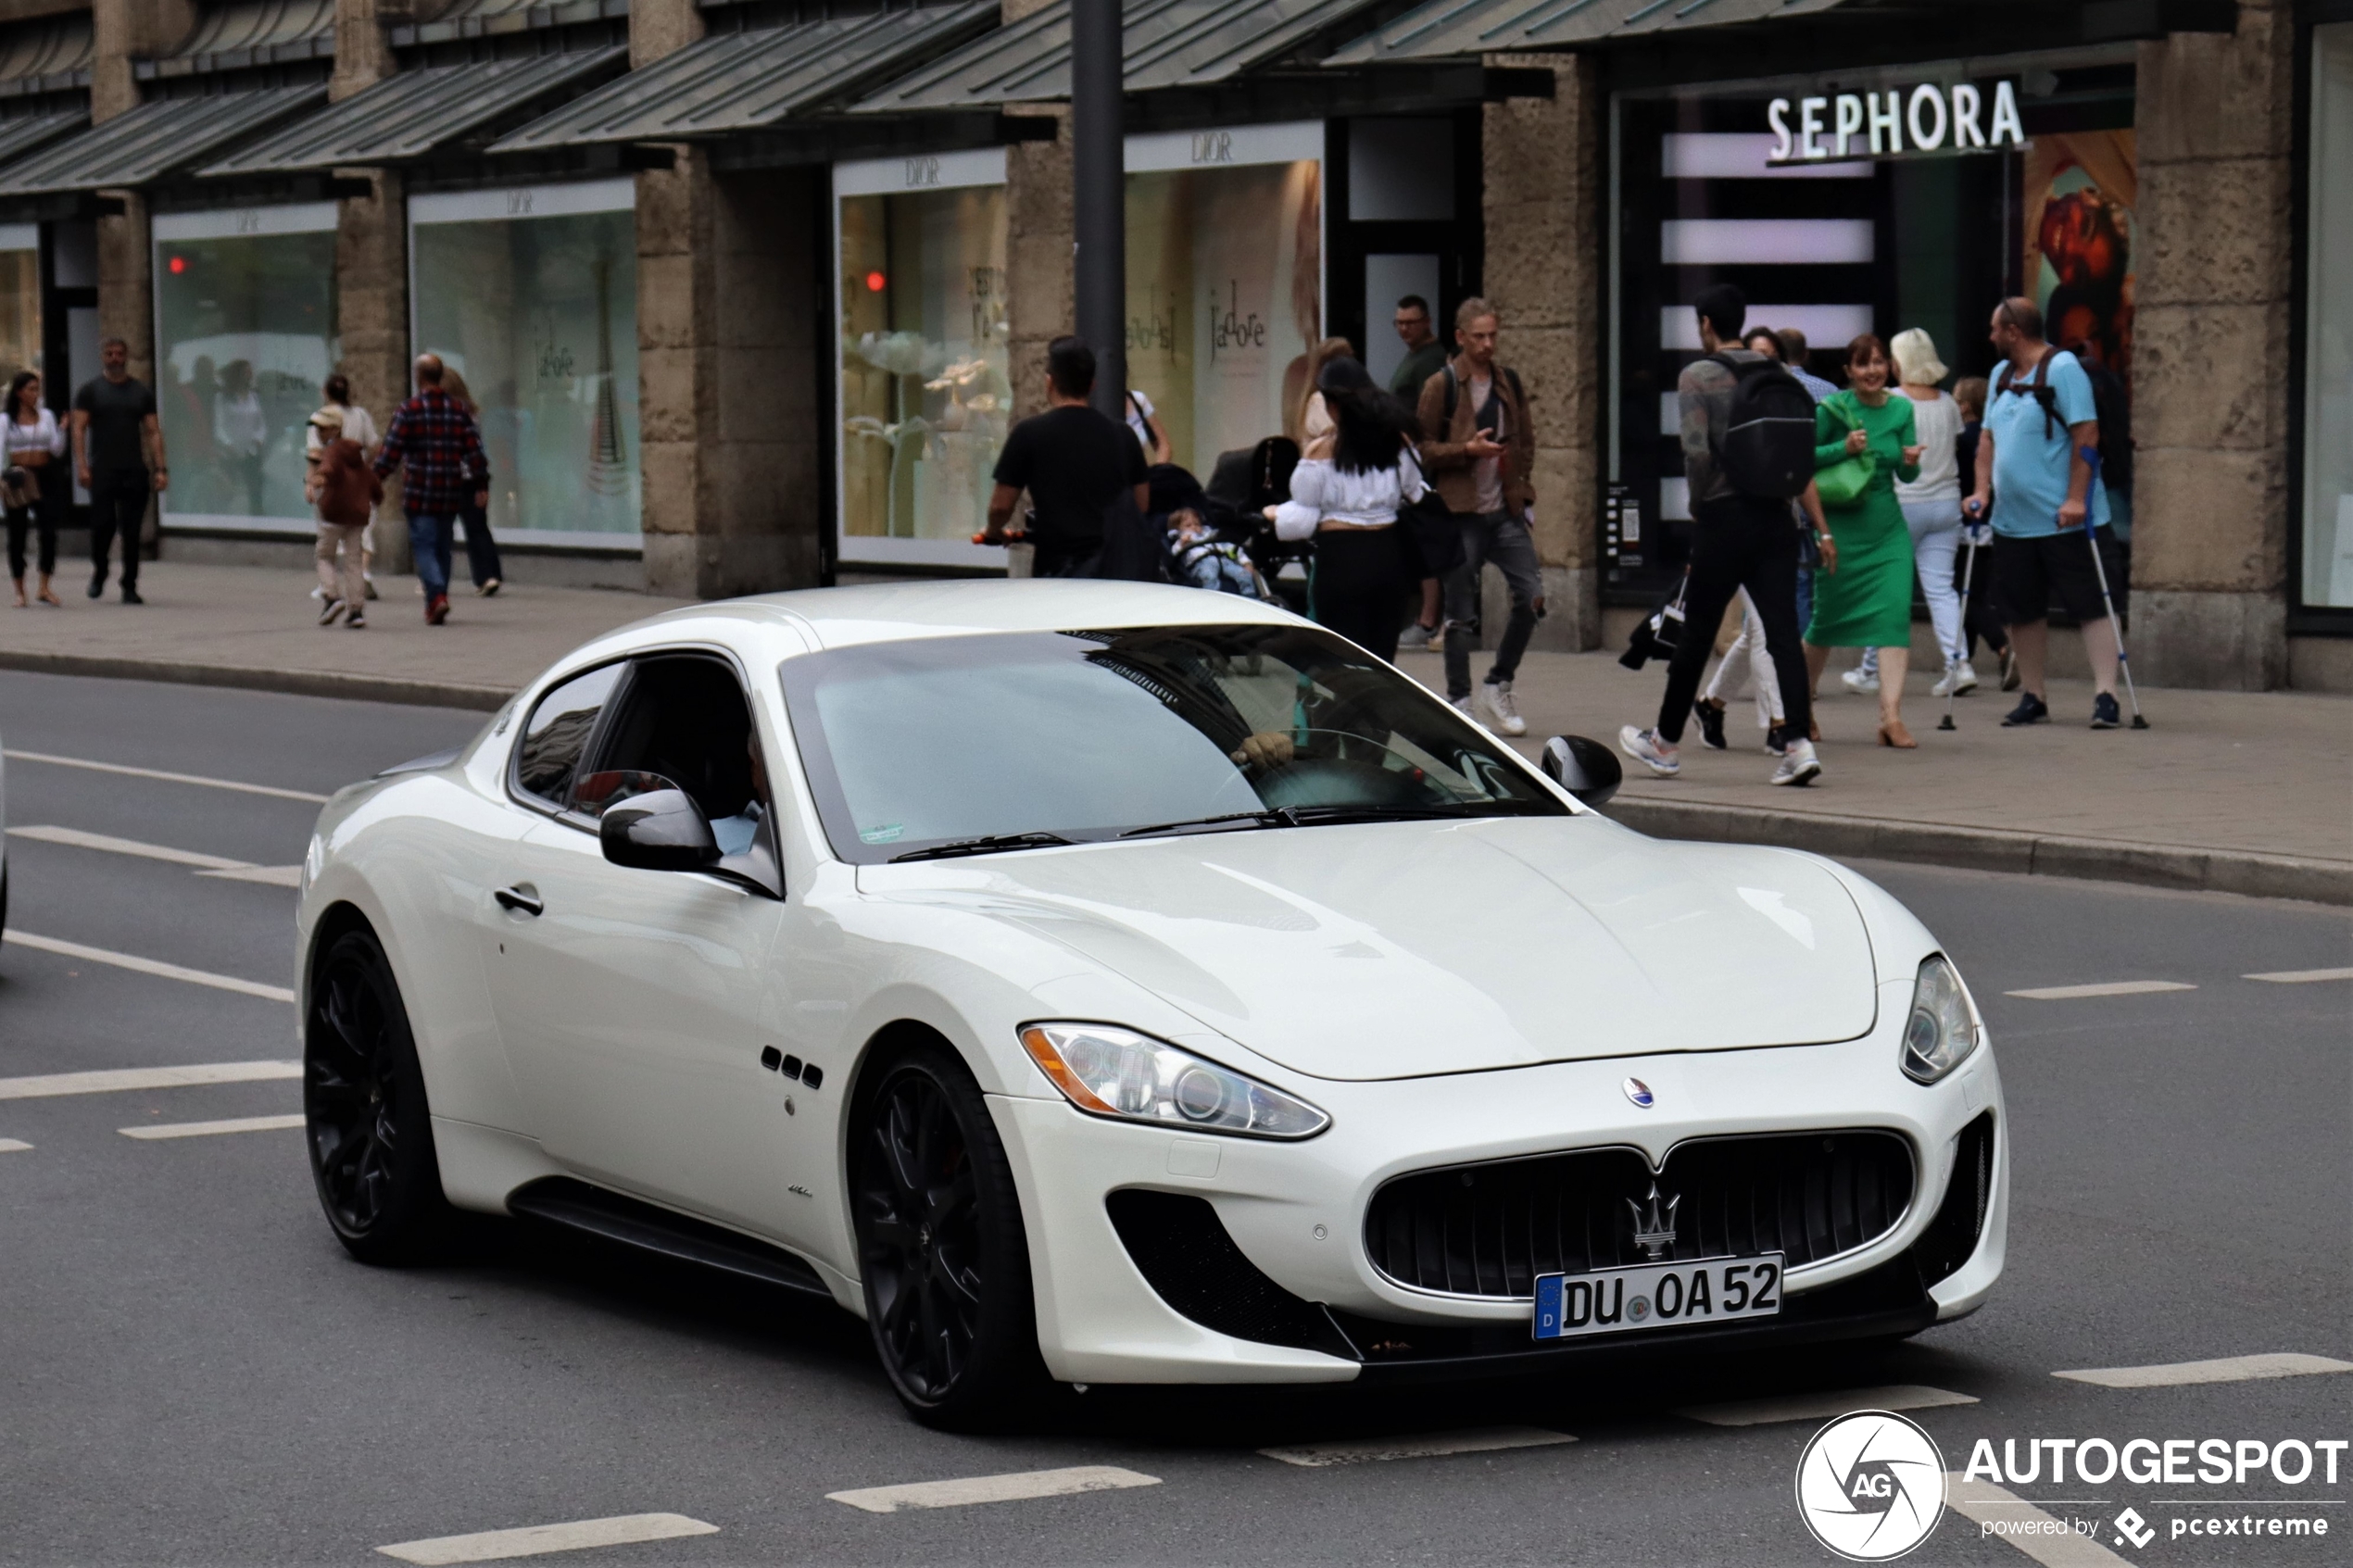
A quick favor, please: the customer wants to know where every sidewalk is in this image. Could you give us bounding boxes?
[1,562,2344,903]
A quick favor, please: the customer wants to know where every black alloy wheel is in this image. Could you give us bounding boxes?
[304,928,449,1263]
[852,1043,1047,1428]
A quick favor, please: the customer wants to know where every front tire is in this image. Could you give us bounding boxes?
[304,927,450,1263]
[851,1040,1049,1429]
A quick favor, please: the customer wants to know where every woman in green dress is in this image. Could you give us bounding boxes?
[1806,334,1926,746]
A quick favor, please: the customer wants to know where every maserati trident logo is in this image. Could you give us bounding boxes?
[1626,1182,1680,1261]
[1622,1076,1655,1108]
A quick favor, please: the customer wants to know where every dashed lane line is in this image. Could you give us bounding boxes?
[8,825,303,885]
[1259,1427,1577,1467]
[2244,967,2353,984]
[1675,1385,1979,1427]
[827,1465,1161,1513]
[0,1060,300,1101]
[2053,1353,2353,1389]
[120,1113,306,1140]
[2,748,332,804]
[2004,981,2198,1000]
[375,1513,719,1565]
[0,1138,30,1152]
[1945,1474,2133,1567]
[3,932,296,1004]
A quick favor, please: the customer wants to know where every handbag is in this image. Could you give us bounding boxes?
[0,464,35,510]
[1812,400,1875,509]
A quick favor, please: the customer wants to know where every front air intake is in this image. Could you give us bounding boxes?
[1912,1112,1997,1286]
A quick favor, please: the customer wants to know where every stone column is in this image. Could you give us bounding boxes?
[1479,52,1604,651]
[89,0,197,387]
[2129,0,2296,689]
[1002,109,1073,421]
[334,1,410,567]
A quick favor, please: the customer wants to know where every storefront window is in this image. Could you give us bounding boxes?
[2304,22,2353,609]
[0,223,38,384]
[1125,124,1324,475]
[152,205,337,532]
[836,150,1010,564]
[1609,65,2133,603]
[411,181,640,547]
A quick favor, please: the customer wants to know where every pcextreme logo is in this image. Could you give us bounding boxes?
[1795,1411,1948,1561]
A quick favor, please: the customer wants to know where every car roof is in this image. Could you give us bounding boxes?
[638,579,1302,652]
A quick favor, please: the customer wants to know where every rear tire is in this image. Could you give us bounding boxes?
[851,1039,1051,1430]
[303,927,450,1263]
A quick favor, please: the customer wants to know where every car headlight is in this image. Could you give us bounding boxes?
[1019,1023,1329,1140]
[1901,954,1981,1084]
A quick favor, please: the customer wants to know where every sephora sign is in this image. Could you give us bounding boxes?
[1767,80,2026,164]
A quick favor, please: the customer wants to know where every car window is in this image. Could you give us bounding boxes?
[514,662,625,808]
[586,655,771,859]
[779,624,1567,863]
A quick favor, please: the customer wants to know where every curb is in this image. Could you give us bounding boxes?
[1602,796,2353,908]
[0,650,513,712]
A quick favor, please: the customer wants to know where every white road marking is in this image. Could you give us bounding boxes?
[3,932,296,1003]
[1675,1385,1978,1427]
[2244,967,2353,984]
[120,1113,306,1140]
[827,1464,1161,1513]
[1945,1474,2133,1567]
[2,748,331,804]
[8,824,249,871]
[375,1513,718,1564]
[0,1137,31,1152]
[1259,1426,1576,1467]
[0,1060,300,1101]
[2004,981,2197,1000]
[2053,1352,2353,1388]
[195,864,306,886]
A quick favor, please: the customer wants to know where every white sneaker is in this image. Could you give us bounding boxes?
[1447,693,1478,724]
[1618,724,1680,777]
[1770,739,1823,786]
[1931,660,1979,698]
[1396,621,1434,650]
[1480,680,1528,736]
[1840,666,1881,696]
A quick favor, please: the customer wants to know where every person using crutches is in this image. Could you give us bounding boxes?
[1964,296,2130,730]
[1937,520,1988,732]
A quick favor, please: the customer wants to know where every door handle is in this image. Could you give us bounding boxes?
[494,884,544,917]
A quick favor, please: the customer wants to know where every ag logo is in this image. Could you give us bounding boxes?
[1794,1410,1946,1561]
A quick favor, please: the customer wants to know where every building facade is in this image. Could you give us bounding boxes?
[0,0,2337,690]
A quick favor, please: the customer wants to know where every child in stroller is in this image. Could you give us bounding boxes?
[1150,465,1273,599]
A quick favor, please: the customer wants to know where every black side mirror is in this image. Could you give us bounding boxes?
[600,788,721,872]
[1541,735,1622,809]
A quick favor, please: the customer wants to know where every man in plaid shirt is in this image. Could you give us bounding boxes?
[374,353,488,625]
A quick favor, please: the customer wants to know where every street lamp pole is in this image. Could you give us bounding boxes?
[1070,0,1124,421]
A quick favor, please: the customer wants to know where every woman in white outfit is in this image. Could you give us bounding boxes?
[1849,328,1973,698]
[1267,357,1425,663]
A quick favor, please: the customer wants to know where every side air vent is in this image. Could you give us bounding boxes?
[1913,1112,1997,1286]
[1105,1189,1356,1360]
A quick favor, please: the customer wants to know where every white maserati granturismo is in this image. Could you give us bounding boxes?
[296,581,2005,1428]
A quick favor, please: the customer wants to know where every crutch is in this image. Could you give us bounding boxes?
[2076,445,2148,729]
[1936,526,1982,733]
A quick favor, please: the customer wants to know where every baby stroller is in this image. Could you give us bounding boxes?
[1202,437,1305,613]
[1150,463,1277,602]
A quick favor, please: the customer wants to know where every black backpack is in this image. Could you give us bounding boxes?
[1994,346,2130,493]
[1709,355,1817,499]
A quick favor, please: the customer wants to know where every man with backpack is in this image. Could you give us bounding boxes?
[1620,284,1828,786]
[1416,298,1539,734]
[1964,295,2125,729]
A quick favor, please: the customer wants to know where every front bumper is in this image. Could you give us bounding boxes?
[989,999,2006,1385]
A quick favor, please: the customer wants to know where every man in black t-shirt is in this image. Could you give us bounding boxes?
[71,336,167,603]
[986,337,1148,578]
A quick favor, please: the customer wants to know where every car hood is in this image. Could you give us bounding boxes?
[857,817,1879,1082]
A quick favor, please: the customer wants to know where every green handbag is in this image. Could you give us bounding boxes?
[1813,401,1876,508]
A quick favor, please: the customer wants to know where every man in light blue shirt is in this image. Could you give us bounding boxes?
[1965,297,2124,729]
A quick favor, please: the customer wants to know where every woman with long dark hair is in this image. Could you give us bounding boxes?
[1806,333,1923,746]
[1268,357,1425,662]
[4,369,64,607]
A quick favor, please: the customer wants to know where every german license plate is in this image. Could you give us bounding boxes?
[1532,1253,1784,1341]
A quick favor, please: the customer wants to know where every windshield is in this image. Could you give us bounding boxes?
[779,625,1567,863]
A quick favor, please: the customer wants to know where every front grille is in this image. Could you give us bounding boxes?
[1364,1131,1915,1298]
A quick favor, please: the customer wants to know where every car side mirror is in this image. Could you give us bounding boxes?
[599,788,721,872]
[1541,735,1622,809]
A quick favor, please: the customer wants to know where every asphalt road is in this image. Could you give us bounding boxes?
[2,669,2347,1568]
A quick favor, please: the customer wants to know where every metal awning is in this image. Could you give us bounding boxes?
[1324,0,1855,66]
[488,5,998,152]
[855,0,1392,114]
[0,111,88,169]
[393,0,631,48]
[202,48,625,176]
[0,85,324,196]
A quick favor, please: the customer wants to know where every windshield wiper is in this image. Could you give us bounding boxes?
[1119,809,1300,839]
[890,831,1077,862]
